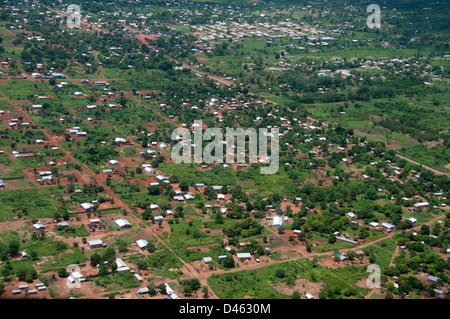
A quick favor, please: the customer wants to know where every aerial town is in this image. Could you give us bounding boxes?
[0,0,448,304]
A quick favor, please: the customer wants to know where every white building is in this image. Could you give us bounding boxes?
[115,219,131,229]
[115,258,130,272]
[272,216,283,227]
[136,239,148,249]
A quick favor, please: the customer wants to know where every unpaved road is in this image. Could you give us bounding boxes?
[395,154,449,176]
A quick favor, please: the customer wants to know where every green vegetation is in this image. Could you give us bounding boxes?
[208,261,307,299]
[0,0,448,301]
[94,272,140,291]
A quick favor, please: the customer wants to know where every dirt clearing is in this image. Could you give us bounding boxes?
[272,278,323,298]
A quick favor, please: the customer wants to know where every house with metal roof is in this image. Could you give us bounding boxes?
[335,253,347,261]
[382,223,395,230]
[68,271,85,283]
[134,274,143,283]
[272,216,283,227]
[136,239,148,249]
[413,202,429,210]
[165,283,175,295]
[137,287,149,295]
[33,223,45,230]
[236,253,251,259]
[87,239,103,249]
[80,202,93,211]
[57,221,69,228]
[115,258,130,272]
[144,166,154,174]
[336,237,358,245]
[115,137,127,144]
[434,289,443,296]
[115,219,131,229]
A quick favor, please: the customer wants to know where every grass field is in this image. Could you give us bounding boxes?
[0,188,58,221]
[208,260,307,299]
[208,258,370,299]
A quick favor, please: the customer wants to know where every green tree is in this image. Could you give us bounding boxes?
[347,251,355,260]
[99,265,108,277]
[180,278,201,295]
[90,252,102,267]
[179,181,189,191]
[202,286,209,298]
[25,273,33,283]
[111,262,118,272]
[7,239,20,256]
[136,259,147,270]
[328,234,336,244]
[118,240,128,253]
[275,268,286,279]
[58,268,69,278]
[223,255,235,268]
[292,291,301,299]
[102,247,116,264]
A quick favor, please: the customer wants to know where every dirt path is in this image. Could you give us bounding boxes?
[13,5,448,300]
[182,64,236,87]
[389,245,399,267]
[395,154,449,176]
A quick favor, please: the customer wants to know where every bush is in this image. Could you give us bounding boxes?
[180,278,201,294]
[58,268,69,278]
[275,268,286,279]
[223,255,235,268]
